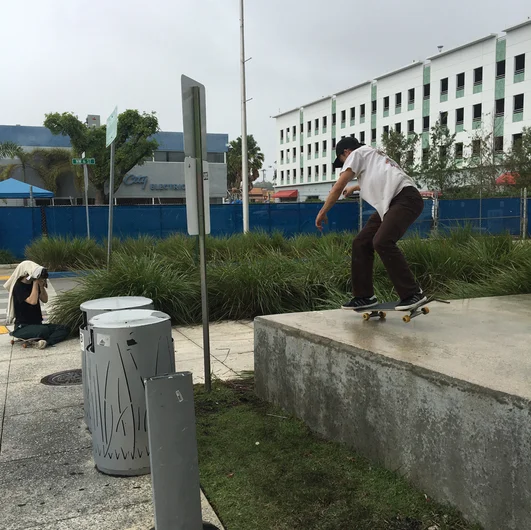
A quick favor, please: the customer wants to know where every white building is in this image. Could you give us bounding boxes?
[273,19,531,202]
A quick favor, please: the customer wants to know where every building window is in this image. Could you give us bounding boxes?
[315,142,319,155]
[474,67,483,85]
[441,77,449,94]
[406,150,414,165]
[293,168,297,181]
[360,104,366,118]
[323,116,328,128]
[473,104,482,123]
[423,83,430,99]
[293,147,296,159]
[494,136,504,153]
[456,107,464,126]
[455,142,463,159]
[307,121,311,133]
[496,60,506,78]
[341,110,346,125]
[495,98,505,116]
[280,170,284,183]
[359,131,365,143]
[456,72,465,90]
[408,119,414,133]
[307,144,311,155]
[168,152,186,162]
[371,128,376,142]
[422,148,429,161]
[315,118,319,133]
[287,169,290,183]
[383,125,389,136]
[332,113,337,125]
[307,166,311,180]
[322,163,327,176]
[292,125,296,139]
[515,54,526,74]
[472,139,481,156]
[280,150,284,163]
[323,140,327,152]
[514,94,524,113]
[408,88,415,103]
[315,165,319,178]
[383,96,390,111]
[280,130,284,142]
[332,138,337,149]
[395,92,402,108]
[350,107,355,120]
[395,122,402,133]
[440,111,448,127]
[423,116,430,132]
[286,128,290,141]
[371,100,377,115]
[513,133,523,146]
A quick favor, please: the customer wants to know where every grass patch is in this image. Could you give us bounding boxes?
[46,230,531,333]
[196,379,481,530]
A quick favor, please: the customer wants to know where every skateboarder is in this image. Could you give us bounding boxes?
[315,136,426,311]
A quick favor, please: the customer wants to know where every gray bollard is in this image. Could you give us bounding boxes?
[80,296,153,432]
[145,372,203,530]
[88,309,174,476]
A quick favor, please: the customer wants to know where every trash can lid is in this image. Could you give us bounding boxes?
[89,309,170,329]
[80,296,153,312]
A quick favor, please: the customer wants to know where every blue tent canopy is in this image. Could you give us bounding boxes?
[0,178,54,199]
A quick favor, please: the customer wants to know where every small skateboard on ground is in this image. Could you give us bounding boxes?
[10,337,43,348]
[355,296,450,323]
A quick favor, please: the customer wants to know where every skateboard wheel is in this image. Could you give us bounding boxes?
[363,313,371,321]
[22,343,28,348]
[11,340,14,345]
[403,315,411,323]
[421,307,430,315]
[379,312,386,319]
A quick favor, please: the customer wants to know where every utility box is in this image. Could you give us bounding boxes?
[80,297,153,432]
[87,309,175,476]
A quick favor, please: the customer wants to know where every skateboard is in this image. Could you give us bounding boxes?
[10,337,43,348]
[354,296,450,323]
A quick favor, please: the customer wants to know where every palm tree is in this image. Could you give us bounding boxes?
[227,135,265,192]
[0,143,79,193]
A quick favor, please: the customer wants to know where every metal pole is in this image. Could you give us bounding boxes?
[82,151,91,239]
[107,142,115,268]
[240,0,249,233]
[145,373,203,530]
[192,86,212,392]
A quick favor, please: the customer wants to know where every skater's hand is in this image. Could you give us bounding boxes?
[315,210,328,231]
[342,185,360,198]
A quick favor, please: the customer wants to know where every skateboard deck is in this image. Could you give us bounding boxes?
[354,296,450,323]
[10,337,42,348]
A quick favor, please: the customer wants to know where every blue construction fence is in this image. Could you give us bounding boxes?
[0,198,529,258]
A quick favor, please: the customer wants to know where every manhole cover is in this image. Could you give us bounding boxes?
[41,369,82,386]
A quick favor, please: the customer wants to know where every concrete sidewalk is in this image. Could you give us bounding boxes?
[0,320,254,530]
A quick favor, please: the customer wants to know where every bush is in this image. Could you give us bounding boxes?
[48,230,531,333]
[0,248,16,264]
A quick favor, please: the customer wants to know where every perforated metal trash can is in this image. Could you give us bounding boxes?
[80,297,153,432]
[87,309,174,476]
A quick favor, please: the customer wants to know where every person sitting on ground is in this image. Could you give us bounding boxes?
[4,260,69,349]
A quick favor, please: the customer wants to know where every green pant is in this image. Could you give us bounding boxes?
[12,323,69,346]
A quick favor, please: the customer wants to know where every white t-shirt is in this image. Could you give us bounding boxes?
[341,146,415,220]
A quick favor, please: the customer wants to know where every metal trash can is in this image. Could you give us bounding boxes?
[80,297,153,432]
[87,309,175,476]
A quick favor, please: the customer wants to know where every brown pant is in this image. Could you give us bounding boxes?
[352,186,424,300]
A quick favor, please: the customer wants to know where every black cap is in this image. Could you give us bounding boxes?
[333,136,364,169]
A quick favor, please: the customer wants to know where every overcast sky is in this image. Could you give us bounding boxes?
[1,0,530,179]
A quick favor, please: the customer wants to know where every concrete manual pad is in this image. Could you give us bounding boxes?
[254,294,531,530]
[5,381,82,416]
[0,405,89,462]
[8,352,81,384]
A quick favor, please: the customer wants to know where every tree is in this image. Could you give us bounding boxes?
[419,120,459,193]
[44,110,159,204]
[227,135,265,191]
[505,126,531,189]
[0,146,78,193]
[380,130,419,180]
[464,113,505,197]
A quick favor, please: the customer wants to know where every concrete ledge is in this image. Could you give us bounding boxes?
[254,295,531,530]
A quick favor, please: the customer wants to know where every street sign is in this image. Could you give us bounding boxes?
[181,76,207,160]
[185,158,210,235]
[72,158,96,165]
[106,106,118,147]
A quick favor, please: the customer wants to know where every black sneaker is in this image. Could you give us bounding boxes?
[395,292,427,311]
[342,296,378,310]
